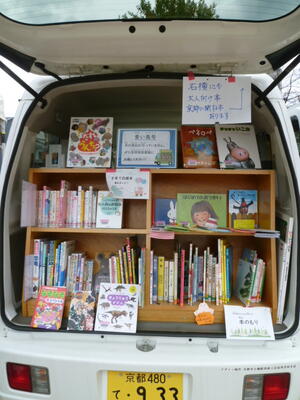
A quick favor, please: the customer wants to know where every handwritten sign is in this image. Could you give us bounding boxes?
[106,169,150,199]
[182,76,251,124]
[224,305,275,340]
[116,128,177,168]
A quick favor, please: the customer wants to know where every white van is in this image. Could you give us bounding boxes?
[0,2,300,399]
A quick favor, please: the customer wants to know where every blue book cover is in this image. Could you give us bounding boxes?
[228,189,258,229]
[153,198,176,227]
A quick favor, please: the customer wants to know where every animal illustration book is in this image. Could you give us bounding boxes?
[180,126,219,168]
[215,124,261,169]
[67,291,96,331]
[66,117,113,168]
[95,191,123,228]
[228,190,258,229]
[176,193,227,229]
[153,198,177,227]
[31,286,66,330]
[94,283,140,333]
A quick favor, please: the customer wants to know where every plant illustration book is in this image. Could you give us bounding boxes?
[180,126,219,168]
[228,189,258,229]
[94,283,140,333]
[176,193,227,228]
[67,291,96,331]
[31,286,67,330]
[66,117,113,168]
[95,191,123,228]
[215,124,261,169]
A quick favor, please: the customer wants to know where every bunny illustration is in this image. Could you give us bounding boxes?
[167,200,176,224]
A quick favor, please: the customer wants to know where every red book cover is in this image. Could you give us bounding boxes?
[31,286,66,330]
[180,126,219,168]
[179,249,186,306]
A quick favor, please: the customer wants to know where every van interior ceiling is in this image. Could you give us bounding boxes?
[4,77,298,335]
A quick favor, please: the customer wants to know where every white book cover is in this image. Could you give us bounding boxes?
[276,211,294,323]
[94,283,140,333]
[215,124,261,169]
[96,191,123,229]
[168,260,174,303]
[67,117,113,168]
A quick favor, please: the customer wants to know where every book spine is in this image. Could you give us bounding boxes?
[122,248,129,284]
[193,247,199,304]
[152,255,158,304]
[157,256,165,303]
[118,249,125,283]
[149,250,154,304]
[203,249,207,302]
[246,263,257,306]
[163,260,169,302]
[188,242,193,305]
[173,252,178,304]
[179,249,185,307]
[168,260,174,303]
[32,239,41,298]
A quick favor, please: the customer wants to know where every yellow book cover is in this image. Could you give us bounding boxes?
[158,256,165,302]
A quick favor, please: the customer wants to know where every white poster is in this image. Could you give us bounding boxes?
[224,305,275,340]
[182,76,251,124]
[106,169,150,199]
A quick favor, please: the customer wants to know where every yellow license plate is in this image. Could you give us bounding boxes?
[107,371,183,400]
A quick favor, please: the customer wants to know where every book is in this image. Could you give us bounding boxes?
[180,125,218,168]
[215,124,261,169]
[94,283,140,333]
[276,211,294,324]
[228,189,258,229]
[67,291,96,331]
[31,286,66,330]
[235,258,255,305]
[95,191,123,229]
[176,193,227,228]
[153,198,176,227]
[66,117,113,168]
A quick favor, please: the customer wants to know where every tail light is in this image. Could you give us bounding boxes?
[243,373,290,400]
[7,362,50,394]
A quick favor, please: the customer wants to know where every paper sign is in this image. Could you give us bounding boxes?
[182,76,251,124]
[224,305,275,340]
[106,169,150,199]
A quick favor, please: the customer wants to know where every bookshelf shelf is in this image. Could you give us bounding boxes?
[23,167,277,325]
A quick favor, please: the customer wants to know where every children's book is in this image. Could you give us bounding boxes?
[95,191,123,228]
[31,286,66,330]
[66,117,113,168]
[153,198,176,227]
[235,258,255,305]
[180,126,219,168]
[67,291,96,331]
[176,193,227,228]
[94,283,140,333]
[215,124,261,169]
[276,211,294,324]
[228,190,258,229]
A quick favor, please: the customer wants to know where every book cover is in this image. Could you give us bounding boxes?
[177,193,227,228]
[94,283,140,333]
[215,124,261,169]
[95,191,123,229]
[153,198,176,227]
[180,126,219,168]
[235,259,255,305]
[67,291,96,331]
[228,189,258,229]
[66,117,113,168]
[31,286,66,330]
[276,211,294,324]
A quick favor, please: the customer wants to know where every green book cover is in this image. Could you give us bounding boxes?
[176,193,227,228]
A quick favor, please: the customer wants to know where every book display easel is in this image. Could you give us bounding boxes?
[22,167,277,325]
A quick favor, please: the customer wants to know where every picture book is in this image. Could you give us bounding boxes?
[66,117,113,168]
[67,291,96,331]
[276,211,294,324]
[94,283,140,333]
[180,126,219,168]
[31,286,66,330]
[215,124,261,169]
[153,198,176,227]
[228,190,258,229]
[235,258,255,305]
[95,191,123,228]
[176,193,227,228]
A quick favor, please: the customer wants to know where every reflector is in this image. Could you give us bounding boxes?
[6,363,32,392]
[263,373,290,400]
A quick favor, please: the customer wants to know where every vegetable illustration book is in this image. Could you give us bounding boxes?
[31,286,66,330]
[180,126,218,168]
[67,117,113,168]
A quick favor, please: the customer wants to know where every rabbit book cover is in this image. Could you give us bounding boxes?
[153,198,177,227]
[215,124,261,169]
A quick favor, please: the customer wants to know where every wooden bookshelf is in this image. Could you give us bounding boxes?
[23,168,277,324]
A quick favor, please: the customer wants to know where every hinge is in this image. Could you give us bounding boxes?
[0,59,47,109]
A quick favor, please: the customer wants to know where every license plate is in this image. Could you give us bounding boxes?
[107,371,183,400]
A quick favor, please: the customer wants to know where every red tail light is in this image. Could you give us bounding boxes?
[7,363,32,392]
[262,373,290,400]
